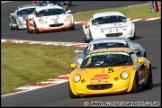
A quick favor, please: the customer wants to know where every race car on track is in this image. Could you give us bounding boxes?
[26,5,74,34]
[69,48,152,98]
[9,5,39,30]
[74,37,147,65]
[82,11,136,43]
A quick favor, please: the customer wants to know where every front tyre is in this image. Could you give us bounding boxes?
[68,83,79,99]
[26,21,32,33]
[33,22,39,34]
[144,51,147,58]
[69,23,75,30]
[9,18,14,30]
[142,68,152,89]
[130,31,136,40]
[131,72,139,93]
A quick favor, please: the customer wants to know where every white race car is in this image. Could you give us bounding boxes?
[9,5,39,30]
[26,5,74,33]
[82,11,136,43]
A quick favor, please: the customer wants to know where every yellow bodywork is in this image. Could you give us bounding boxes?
[69,48,151,96]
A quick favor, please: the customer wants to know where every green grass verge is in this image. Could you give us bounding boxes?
[74,4,160,21]
[1,43,83,95]
[1,4,161,95]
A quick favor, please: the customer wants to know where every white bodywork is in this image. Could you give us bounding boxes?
[9,5,39,30]
[82,11,136,43]
[27,5,74,33]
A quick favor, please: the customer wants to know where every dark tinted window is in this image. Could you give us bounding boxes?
[17,8,36,16]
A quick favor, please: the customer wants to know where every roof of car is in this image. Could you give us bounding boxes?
[92,11,125,19]
[89,48,133,54]
[89,37,130,44]
[35,5,63,12]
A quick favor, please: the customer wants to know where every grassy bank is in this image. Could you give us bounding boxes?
[74,4,160,21]
[1,43,84,95]
[1,4,161,95]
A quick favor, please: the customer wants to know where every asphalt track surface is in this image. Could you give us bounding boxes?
[1,1,161,107]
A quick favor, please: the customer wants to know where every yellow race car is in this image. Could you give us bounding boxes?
[68,48,152,98]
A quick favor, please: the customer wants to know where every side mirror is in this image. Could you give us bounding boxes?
[127,17,133,21]
[28,14,35,20]
[74,49,83,54]
[70,63,80,69]
[71,63,77,68]
[137,57,145,63]
[83,21,88,25]
[66,10,71,13]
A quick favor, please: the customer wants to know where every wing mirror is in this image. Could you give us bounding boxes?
[66,10,72,13]
[74,49,83,54]
[70,63,80,69]
[28,14,35,20]
[137,57,145,63]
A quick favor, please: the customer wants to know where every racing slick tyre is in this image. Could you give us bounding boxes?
[82,29,90,43]
[131,72,139,93]
[9,18,14,30]
[33,22,39,34]
[130,31,136,40]
[13,19,19,30]
[68,83,79,98]
[144,51,147,58]
[142,68,153,89]
[69,23,75,30]
[26,21,32,33]
[89,30,93,42]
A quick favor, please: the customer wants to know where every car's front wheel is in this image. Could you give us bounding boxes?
[33,22,39,34]
[142,68,152,89]
[144,51,147,58]
[9,18,14,30]
[131,72,139,93]
[68,83,79,99]
[26,21,32,33]
[13,18,19,30]
[130,31,136,40]
[69,23,75,30]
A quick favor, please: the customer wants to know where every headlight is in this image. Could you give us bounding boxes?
[73,74,81,82]
[39,18,44,24]
[65,15,72,21]
[19,17,23,21]
[77,58,83,65]
[120,71,129,79]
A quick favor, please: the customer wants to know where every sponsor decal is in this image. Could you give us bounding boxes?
[100,25,126,31]
[91,74,109,80]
